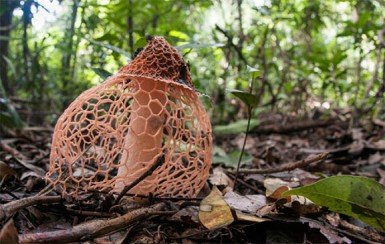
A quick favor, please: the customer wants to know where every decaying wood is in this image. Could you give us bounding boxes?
[231,153,328,174]
[18,202,167,243]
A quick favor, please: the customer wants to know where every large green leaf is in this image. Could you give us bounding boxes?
[282,175,385,231]
[227,89,258,108]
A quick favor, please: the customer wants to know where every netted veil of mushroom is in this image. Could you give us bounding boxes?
[45,36,212,198]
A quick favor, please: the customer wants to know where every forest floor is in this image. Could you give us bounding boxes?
[1,111,385,243]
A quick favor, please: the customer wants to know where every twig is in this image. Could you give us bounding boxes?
[215,24,248,65]
[18,203,168,243]
[64,208,113,218]
[230,153,328,174]
[226,172,263,194]
[0,195,62,221]
[340,219,384,243]
[85,189,203,202]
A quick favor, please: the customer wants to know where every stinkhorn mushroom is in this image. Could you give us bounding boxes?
[46,36,212,198]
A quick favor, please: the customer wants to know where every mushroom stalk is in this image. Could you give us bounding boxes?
[115,78,167,194]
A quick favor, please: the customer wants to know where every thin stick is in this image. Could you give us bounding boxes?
[226,172,262,193]
[230,153,328,174]
[19,203,168,243]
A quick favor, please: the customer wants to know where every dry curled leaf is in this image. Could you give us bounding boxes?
[267,186,291,202]
[264,178,291,196]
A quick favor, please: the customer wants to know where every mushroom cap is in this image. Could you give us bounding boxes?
[120,36,194,89]
[46,36,212,198]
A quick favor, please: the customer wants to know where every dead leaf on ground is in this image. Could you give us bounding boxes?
[198,186,234,230]
[209,167,234,189]
[372,140,385,150]
[267,186,291,202]
[264,178,298,202]
[255,203,277,216]
[351,128,364,141]
[302,217,352,244]
[224,191,266,214]
[171,206,200,225]
[0,161,17,181]
[0,219,19,243]
[377,168,385,185]
[368,152,384,165]
[325,212,341,227]
[13,158,45,177]
[291,200,322,216]
[235,210,269,223]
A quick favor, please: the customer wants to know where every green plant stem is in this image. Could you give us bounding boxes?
[233,106,252,190]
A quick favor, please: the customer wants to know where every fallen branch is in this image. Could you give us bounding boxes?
[18,202,168,243]
[0,195,62,221]
[250,119,339,134]
[230,153,328,174]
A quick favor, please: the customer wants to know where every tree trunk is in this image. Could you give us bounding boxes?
[61,0,80,109]
[0,0,19,96]
[22,0,33,86]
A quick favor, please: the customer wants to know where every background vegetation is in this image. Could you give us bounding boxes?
[1,0,384,128]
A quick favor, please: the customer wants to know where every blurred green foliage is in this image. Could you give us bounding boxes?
[0,0,384,127]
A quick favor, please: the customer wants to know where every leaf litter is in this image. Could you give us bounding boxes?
[1,112,385,243]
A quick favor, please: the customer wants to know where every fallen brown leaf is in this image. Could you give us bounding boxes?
[199,186,234,230]
[0,219,19,244]
[0,161,17,181]
[224,191,266,213]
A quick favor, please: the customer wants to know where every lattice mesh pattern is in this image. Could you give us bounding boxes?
[46,37,212,198]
